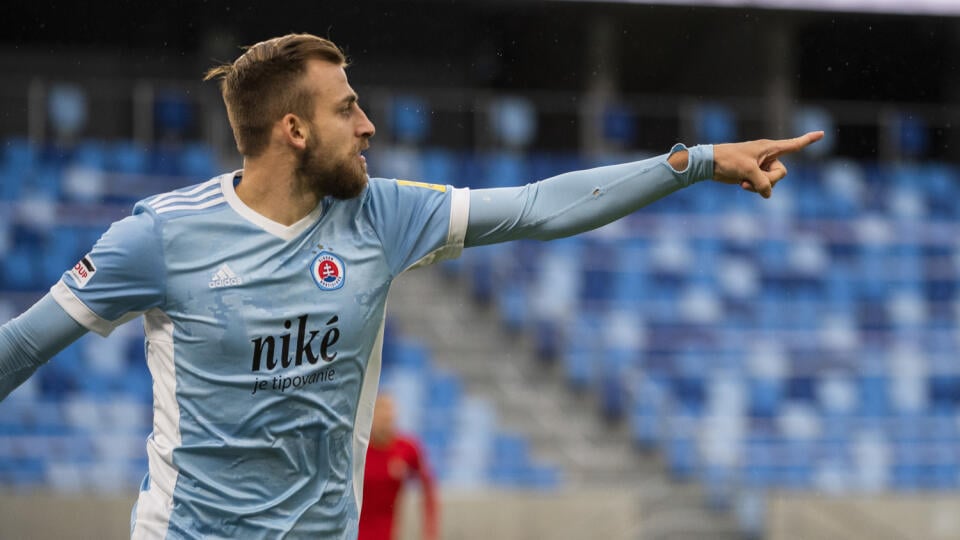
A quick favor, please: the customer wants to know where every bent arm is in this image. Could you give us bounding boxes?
[416,459,439,540]
[464,144,713,246]
[0,294,89,400]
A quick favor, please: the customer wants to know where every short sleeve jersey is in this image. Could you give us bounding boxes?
[50,173,469,539]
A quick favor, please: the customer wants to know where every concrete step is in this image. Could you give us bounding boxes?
[386,265,745,540]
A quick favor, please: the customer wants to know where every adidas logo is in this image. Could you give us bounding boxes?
[209,264,243,288]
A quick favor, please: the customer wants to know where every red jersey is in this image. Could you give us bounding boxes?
[359,435,438,540]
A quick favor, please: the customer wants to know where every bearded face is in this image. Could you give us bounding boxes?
[295,127,369,200]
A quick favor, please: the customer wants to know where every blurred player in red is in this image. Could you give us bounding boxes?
[360,394,439,540]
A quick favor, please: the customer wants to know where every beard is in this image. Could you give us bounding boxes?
[295,135,368,200]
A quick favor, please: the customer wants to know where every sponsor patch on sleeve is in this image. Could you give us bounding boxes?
[69,255,97,288]
[397,179,446,192]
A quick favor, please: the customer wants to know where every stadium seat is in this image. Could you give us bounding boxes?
[484,151,527,189]
[858,375,890,417]
[5,457,46,486]
[2,137,38,173]
[178,143,219,178]
[3,245,41,291]
[560,313,600,389]
[488,432,531,486]
[420,148,457,185]
[496,281,529,333]
[851,430,891,492]
[69,140,107,170]
[694,103,737,144]
[108,141,149,174]
[734,488,767,539]
[663,414,699,479]
[529,152,581,182]
[446,397,495,488]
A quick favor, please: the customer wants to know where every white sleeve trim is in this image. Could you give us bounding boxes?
[447,187,470,250]
[50,280,142,337]
[400,187,470,273]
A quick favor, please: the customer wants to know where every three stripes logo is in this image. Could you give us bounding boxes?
[209,264,243,288]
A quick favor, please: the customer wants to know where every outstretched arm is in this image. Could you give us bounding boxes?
[464,131,823,246]
[0,294,89,400]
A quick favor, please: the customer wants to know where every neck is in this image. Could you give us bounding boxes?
[370,432,393,448]
[236,155,321,226]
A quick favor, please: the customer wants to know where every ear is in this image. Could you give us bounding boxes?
[280,113,309,150]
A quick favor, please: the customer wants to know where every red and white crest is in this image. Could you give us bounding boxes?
[310,251,345,291]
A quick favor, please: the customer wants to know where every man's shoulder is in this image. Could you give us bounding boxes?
[365,177,449,196]
[393,434,424,454]
[359,177,449,216]
[133,173,232,220]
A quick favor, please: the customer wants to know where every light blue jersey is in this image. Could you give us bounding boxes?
[50,172,469,539]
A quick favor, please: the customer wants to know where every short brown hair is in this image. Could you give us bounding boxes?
[204,33,347,157]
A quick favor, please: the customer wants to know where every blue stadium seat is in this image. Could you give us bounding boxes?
[154,92,195,139]
[496,281,528,333]
[695,103,736,144]
[529,153,581,183]
[426,371,462,413]
[858,375,890,417]
[735,489,768,539]
[702,463,737,510]
[601,103,636,146]
[178,143,219,178]
[5,457,46,486]
[40,225,88,285]
[630,399,665,450]
[392,337,431,373]
[484,151,527,189]
[488,432,531,486]
[70,140,107,169]
[419,149,456,185]
[742,436,777,489]
[777,441,816,489]
[663,414,698,479]
[560,341,593,390]
[466,243,511,304]
[24,165,62,200]
[747,377,784,419]
[0,167,23,201]
[391,95,430,144]
[922,163,958,218]
[522,463,561,490]
[3,137,38,173]
[2,245,40,290]
[108,141,149,174]
[928,374,960,413]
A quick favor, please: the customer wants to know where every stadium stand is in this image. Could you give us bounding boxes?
[4,129,960,534]
[1,100,958,539]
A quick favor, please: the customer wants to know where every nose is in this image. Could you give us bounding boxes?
[357,107,376,139]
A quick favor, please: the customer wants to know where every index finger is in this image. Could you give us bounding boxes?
[769,131,825,157]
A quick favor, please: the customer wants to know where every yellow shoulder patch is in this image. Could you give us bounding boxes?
[397,179,446,192]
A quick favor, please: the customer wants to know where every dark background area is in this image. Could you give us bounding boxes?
[2,1,956,97]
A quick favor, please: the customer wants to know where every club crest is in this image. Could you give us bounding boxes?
[311,251,345,291]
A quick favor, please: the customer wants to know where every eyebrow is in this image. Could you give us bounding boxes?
[337,94,358,107]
